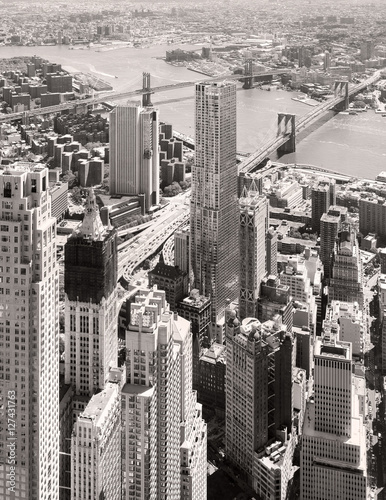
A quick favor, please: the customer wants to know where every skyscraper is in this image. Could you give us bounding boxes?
[239,182,268,320]
[301,333,368,499]
[329,224,364,308]
[266,228,277,277]
[0,164,59,500]
[320,212,340,279]
[225,310,296,499]
[121,287,207,500]
[109,103,159,211]
[64,190,118,398]
[71,383,121,500]
[190,81,239,326]
[311,180,335,233]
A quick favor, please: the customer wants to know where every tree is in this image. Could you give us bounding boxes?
[179,179,191,190]
[62,171,79,189]
[163,181,182,197]
[143,259,151,270]
[71,187,83,205]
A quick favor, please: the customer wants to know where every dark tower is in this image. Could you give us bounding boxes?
[65,193,117,303]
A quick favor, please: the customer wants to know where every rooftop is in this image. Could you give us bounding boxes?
[80,383,118,429]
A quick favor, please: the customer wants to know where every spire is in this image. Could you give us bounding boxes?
[77,188,106,240]
[240,185,249,199]
[249,178,259,194]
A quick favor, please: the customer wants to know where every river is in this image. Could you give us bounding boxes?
[2,44,386,179]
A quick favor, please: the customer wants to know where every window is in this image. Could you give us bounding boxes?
[3,182,11,198]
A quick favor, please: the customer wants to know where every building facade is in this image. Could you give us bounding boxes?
[190,81,239,325]
[0,165,59,500]
[329,225,364,308]
[300,335,368,500]
[121,287,207,500]
[109,103,159,212]
[71,383,121,500]
[239,183,268,320]
[64,190,118,398]
[225,309,295,499]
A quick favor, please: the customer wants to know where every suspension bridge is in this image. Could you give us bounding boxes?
[238,70,382,176]
[0,68,288,124]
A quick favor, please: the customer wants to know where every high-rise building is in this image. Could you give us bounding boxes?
[311,181,335,233]
[324,51,331,71]
[266,228,277,277]
[0,164,59,500]
[109,103,159,211]
[71,383,121,500]
[121,287,207,500]
[148,254,188,311]
[174,226,190,274]
[225,310,296,499]
[258,276,293,333]
[320,212,340,279]
[64,190,118,398]
[239,183,268,319]
[360,40,375,61]
[190,81,239,326]
[325,300,365,358]
[300,334,368,499]
[359,195,386,240]
[329,224,364,308]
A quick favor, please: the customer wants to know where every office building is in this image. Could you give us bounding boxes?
[326,300,365,357]
[71,383,121,500]
[360,40,375,61]
[174,226,190,274]
[225,310,296,499]
[329,224,364,308]
[311,180,335,233]
[378,274,386,374]
[121,287,207,500]
[0,165,59,500]
[320,212,340,279]
[239,183,268,319]
[258,276,293,333]
[64,190,118,397]
[148,254,189,311]
[190,81,239,326]
[359,195,386,240]
[266,228,278,276]
[109,103,159,212]
[177,289,211,347]
[198,342,226,412]
[300,334,367,499]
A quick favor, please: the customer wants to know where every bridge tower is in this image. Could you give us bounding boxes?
[277,113,296,155]
[243,59,254,89]
[334,81,349,111]
[142,72,152,107]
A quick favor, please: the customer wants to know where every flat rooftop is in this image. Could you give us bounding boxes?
[80,382,118,428]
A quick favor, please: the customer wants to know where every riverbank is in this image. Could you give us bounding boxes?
[1,44,386,178]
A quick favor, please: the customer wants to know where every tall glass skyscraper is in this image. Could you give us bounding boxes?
[190,81,239,325]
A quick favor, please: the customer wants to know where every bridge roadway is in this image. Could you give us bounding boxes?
[0,69,288,124]
[118,201,189,280]
[238,70,382,175]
